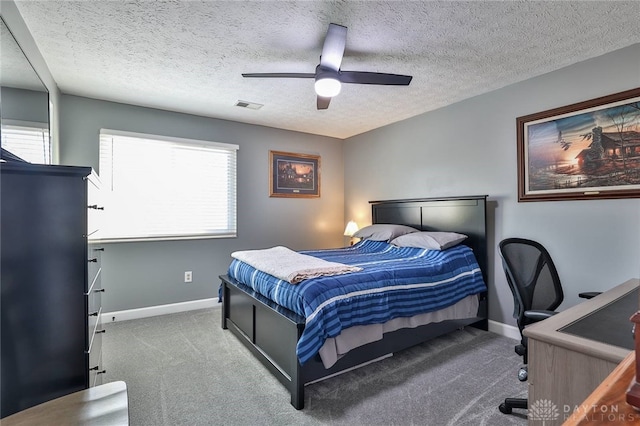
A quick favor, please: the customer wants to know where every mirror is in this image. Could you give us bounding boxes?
[1,16,50,160]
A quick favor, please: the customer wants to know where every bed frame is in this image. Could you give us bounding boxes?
[219,195,488,409]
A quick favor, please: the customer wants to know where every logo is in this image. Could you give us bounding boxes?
[529,399,560,423]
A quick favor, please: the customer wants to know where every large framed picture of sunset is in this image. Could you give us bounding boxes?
[517,88,640,202]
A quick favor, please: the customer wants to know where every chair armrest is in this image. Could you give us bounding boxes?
[579,292,601,299]
[524,309,558,322]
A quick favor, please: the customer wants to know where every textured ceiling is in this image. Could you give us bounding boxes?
[13,1,640,139]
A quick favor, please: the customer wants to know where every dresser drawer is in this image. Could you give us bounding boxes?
[88,306,102,351]
[88,325,105,387]
[87,277,103,320]
[87,172,103,238]
[87,246,103,292]
[91,350,105,387]
[87,209,102,238]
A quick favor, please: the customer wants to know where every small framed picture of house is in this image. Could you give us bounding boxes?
[517,87,640,202]
[269,150,320,198]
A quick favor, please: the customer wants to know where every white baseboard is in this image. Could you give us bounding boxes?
[102,298,219,323]
[488,319,521,341]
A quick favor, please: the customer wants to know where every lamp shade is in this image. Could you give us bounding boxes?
[343,220,359,237]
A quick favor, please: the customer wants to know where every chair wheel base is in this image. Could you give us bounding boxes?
[500,398,527,415]
[499,403,512,414]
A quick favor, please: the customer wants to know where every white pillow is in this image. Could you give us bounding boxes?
[391,231,468,250]
[353,224,419,242]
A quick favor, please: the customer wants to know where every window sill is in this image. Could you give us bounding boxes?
[89,234,237,244]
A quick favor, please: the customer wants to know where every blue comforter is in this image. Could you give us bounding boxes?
[227,239,486,364]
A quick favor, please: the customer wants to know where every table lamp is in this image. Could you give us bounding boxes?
[344,221,359,245]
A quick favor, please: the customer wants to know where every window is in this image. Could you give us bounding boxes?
[99,129,238,242]
[1,122,51,164]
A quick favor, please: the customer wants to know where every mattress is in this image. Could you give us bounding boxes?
[226,239,487,364]
[317,294,479,368]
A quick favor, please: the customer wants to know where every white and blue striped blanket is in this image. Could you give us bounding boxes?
[227,239,487,364]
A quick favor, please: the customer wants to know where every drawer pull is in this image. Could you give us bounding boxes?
[94,288,105,293]
[89,311,99,317]
[96,370,107,375]
[94,248,105,252]
[88,205,104,210]
[96,329,106,334]
[89,365,99,371]
[88,258,98,263]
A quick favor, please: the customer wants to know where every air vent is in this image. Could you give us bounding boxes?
[235,100,263,110]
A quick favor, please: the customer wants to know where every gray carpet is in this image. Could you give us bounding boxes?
[103,307,528,425]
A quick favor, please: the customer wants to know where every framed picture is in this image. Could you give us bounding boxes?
[269,150,320,198]
[517,88,640,202]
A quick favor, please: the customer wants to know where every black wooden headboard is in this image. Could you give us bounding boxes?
[370,195,488,282]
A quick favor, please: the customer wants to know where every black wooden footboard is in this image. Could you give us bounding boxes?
[220,274,487,410]
[221,275,305,408]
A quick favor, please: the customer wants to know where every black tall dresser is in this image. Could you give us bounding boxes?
[1,161,105,418]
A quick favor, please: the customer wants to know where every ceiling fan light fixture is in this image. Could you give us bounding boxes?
[242,24,412,109]
[314,77,341,98]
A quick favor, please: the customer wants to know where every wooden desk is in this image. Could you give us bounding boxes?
[563,352,640,425]
[1,381,129,426]
[523,278,638,426]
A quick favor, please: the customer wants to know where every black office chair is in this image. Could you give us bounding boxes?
[498,238,599,415]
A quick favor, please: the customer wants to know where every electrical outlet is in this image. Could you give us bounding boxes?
[184,271,193,283]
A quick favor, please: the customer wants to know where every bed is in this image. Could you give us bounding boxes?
[219,195,488,409]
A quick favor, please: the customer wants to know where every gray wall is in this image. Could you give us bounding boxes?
[344,44,640,326]
[59,95,344,311]
[1,87,48,123]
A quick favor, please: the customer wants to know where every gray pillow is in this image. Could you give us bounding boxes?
[353,224,419,242]
[391,231,468,250]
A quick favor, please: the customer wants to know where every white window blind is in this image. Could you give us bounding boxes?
[99,130,238,241]
[1,123,51,164]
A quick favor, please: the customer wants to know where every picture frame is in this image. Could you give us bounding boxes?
[517,88,640,202]
[269,150,320,198]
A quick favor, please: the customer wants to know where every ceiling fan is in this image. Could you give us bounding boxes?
[242,23,413,110]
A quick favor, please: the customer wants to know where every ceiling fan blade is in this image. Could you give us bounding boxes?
[339,71,412,85]
[317,96,331,110]
[242,73,315,79]
[319,23,347,71]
